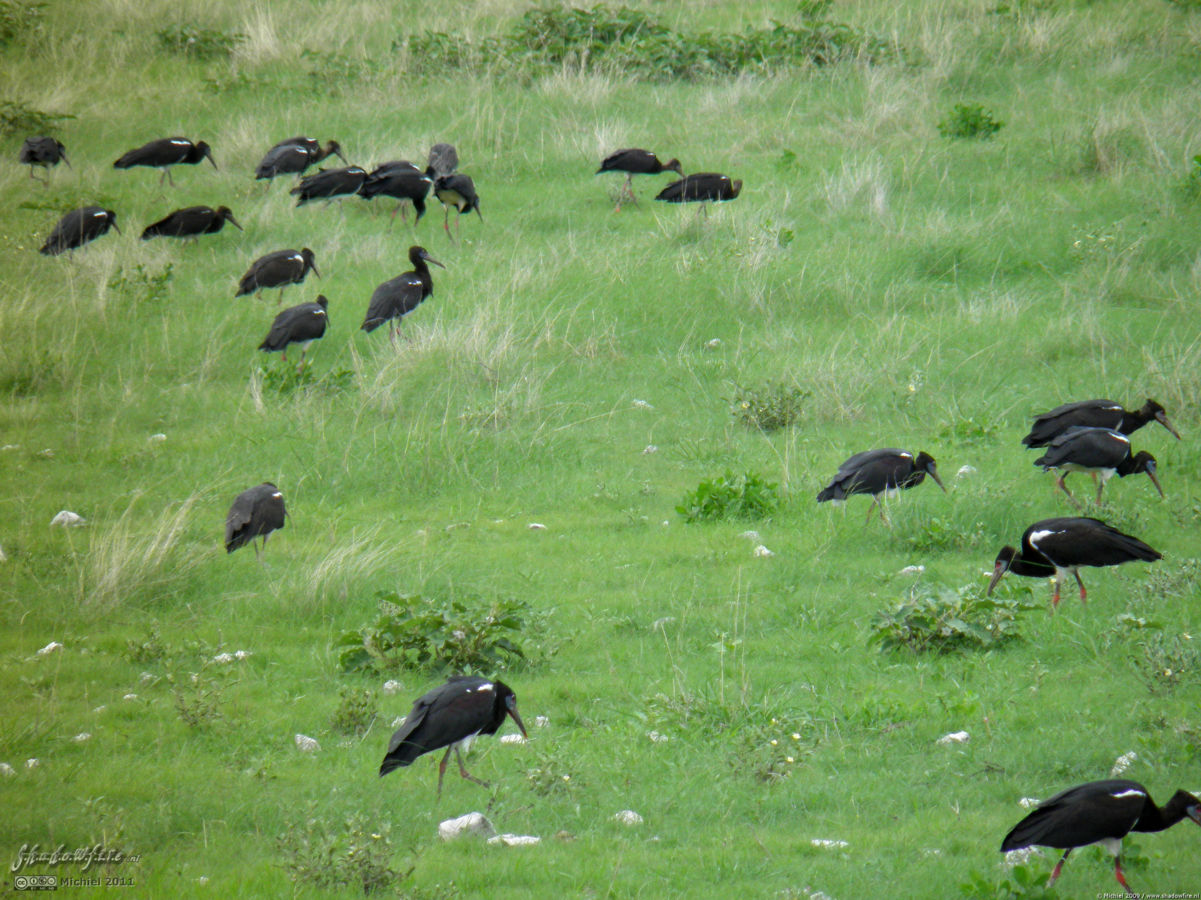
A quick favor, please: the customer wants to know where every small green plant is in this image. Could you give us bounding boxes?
[896,515,987,553]
[0,98,73,136]
[278,812,409,895]
[336,591,548,674]
[166,662,235,728]
[677,470,780,522]
[869,582,1036,653]
[259,365,355,395]
[0,0,44,46]
[330,686,377,737]
[108,264,173,304]
[938,415,998,445]
[156,24,246,58]
[1129,632,1200,694]
[958,861,1056,898]
[730,381,808,431]
[938,103,1004,140]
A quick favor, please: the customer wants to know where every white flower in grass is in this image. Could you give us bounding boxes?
[37,641,63,656]
[936,731,969,745]
[234,650,251,660]
[123,694,138,702]
[391,716,406,729]
[1002,846,1044,868]
[1111,751,1137,775]
[73,732,91,743]
[631,399,653,410]
[642,444,658,454]
[753,544,774,558]
[382,680,402,695]
[294,734,320,752]
[197,876,209,885]
[613,810,643,826]
[647,731,668,743]
[956,465,977,479]
[92,705,106,714]
[212,653,234,664]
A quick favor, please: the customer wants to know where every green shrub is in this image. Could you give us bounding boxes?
[0,0,43,46]
[336,591,548,674]
[0,98,73,137]
[938,103,1004,140]
[258,365,355,395]
[330,686,377,737]
[677,470,780,522]
[869,582,1036,653]
[156,24,246,58]
[731,381,808,431]
[278,813,409,896]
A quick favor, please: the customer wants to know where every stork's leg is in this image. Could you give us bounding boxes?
[1046,849,1071,887]
[1055,473,1082,510]
[1050,572,1063,610]
[1073,570,1086,605]
[454,746,490,788]
[436,745,452,797]
[1113,855,1135,898]
[1095,477,1105,505]
[443,207,452,240]
[864,496,880,523]
[455,210,462,240]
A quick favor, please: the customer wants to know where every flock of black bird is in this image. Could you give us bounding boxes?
[22,133,1196,892]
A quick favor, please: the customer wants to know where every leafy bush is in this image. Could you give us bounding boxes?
[938,103,1004,140]
[0,0,42,46]
[1129,632,1200,694]
[958,862,1056,898]
[896,514,986,553]
[156,24,246,58]
[731,381,808,431]
[336,591,548,675]
[259,365,355,395]
[394,5,897,81]
[677,470,780,522]
[278,813,410,896]
[108,264,173,304]
[330,686,377,737]
[0,99,73,137]
[869,582,1036,653]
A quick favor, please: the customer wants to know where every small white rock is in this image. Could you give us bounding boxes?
[50,510,84,528]
[631,399,654,410]
[148,433,167,443]
[647,731,669,743]
[661,520,670,527]
[534,715,550,728]
[36,641,63,657]
[936,731,970,745]
[92,705,106,714]
[391,715,406,729]
[38,448,54,458]
[439,812,495,841]
[956,465,977,479]
[0,444,18,451]
[488,834,541,847]
[382,680,402,695]
[1002,846,1044,868]
[810,839,849,849]
[0,544,7,563]
[738,530,761,541]
[642,444,658,454]
[73,732,91,743]
[752,544,774,558]
[1018,797,1040,809]
[197,876,209,885]
[499,733,527,745]
[26,759,39,769]
[613,810,643,826]
[139,671,155,684]
[528,522,547,531]
[899,565,925,575]
[0,763,15,777]
[705,338,722,348]
[294,734,320,752]
[123,694,138,702]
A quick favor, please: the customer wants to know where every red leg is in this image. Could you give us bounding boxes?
[454,746,490,788]
[1074,571,1086,605]
[1055,473,1082,509]
[1051,578,1061,610]
[1114,857,1135,897]
[437,745,452,797]
[1047,849,1070,887]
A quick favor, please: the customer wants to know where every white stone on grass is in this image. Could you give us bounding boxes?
[438,812,495,841]
[631,399,653,410]
[528,522,547,531]
[613,810,643,826]
[705,338,722,349]
[738,530,760,541]
[488,834,541,847]
[956,465,977,479]
[0,763,15,777]
[37,641,63,657]
[1018,797,1039,809]
[294,734,320,752]
[642,444,658,454]
[123,694,138,702]
[499,733,527,745]
[810,839,849,849]
[1110,751,1137,776]
[73,732,91,743]
[936,731,969,745]
[149,433,167,443]
[25,759,39,769]
[647,731,669,743]
[899,565,925,575]
[1002,846,1044,868]
[382,680,402,695]
[50,510,84,527]
[752,544,774,558]
[534,716,550,728]
[0,544,6,563]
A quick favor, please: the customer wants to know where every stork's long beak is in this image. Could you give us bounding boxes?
[425,254,446,269]
[928,465,947,492]
[507,703,528,739]
[228,214,244,231]
[986,562,1007,596]
[61,151,72,169]
[206,149,218,170]
[1146,467,1165,498]
[1187,803,1201,826]
[110,219,122,235]
[1156,411,1182,440]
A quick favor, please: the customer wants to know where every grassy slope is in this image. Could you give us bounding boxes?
[2,0,1200,897]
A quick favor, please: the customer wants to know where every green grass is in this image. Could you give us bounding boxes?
[2,0,1201,897]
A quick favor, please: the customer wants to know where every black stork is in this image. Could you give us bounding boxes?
[291,165,368,206]
[655,172,742,214]
[426,142,459,179]
[987,516,1161,608]
[360,245,444,342]
[596,148,682,209]
[255,137,345,181]
[1033,426,1163,508]
[379,675,527,796]
[113,137,215,186]
[224,483,287,557]
[141,205,242,241]
[258,295,328,370]
[1022,398,1180,448]
[1001,779,1201,896]
[816,449,946,523]
[39,207,120,256]
[19,137,70,182]
[358,161,433,226]
[236,248,320,303]
[433,174,481,241]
